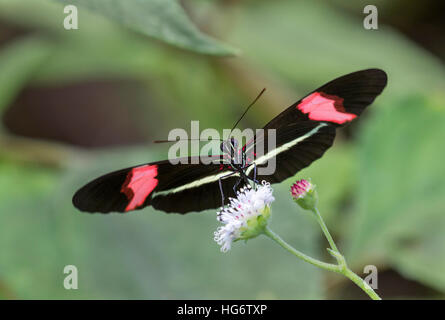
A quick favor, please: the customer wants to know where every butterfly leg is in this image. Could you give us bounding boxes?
[218,178,224,206]
[245,163,259,186]
[218,172,236,207]
[232,177,242,194]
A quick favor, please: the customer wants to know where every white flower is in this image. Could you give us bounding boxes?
[214,181,275,252]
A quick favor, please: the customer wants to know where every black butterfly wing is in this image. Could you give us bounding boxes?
[243,122,336,183]
[73,156,239,214]
[74,69,387,214]
[244,68,387,183]
[263,68,387,129]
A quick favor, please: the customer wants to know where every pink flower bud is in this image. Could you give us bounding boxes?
[290,179,317,210]
[291,179,312,199]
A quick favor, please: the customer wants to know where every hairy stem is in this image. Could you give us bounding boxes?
[263,224,381,300]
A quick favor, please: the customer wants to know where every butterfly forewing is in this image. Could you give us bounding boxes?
[244,68,387,183]
[263,68,387,129]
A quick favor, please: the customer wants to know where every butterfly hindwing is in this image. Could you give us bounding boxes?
[72,156,238,214]
[245,122,336,183]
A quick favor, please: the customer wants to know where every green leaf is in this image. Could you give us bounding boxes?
[390,218,445,294]
[0,162,61,299]
[0,37,52,113]
[344,96,445,292]
[226,1,445,97]
[58,0,238,56]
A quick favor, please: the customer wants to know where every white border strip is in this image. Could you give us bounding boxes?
[245,123,327,175]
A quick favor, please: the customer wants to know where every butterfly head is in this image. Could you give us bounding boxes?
[220,138,241,163]
[220,137,238,153]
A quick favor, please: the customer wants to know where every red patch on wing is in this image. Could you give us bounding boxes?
[297,92,356,124]
[121,165,158,212]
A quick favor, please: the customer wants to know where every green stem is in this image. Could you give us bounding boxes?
[311,206,381,300]
[263,224,381,300]
[342,267,381,300]
[312,207,339,253]
[263,226,339,273]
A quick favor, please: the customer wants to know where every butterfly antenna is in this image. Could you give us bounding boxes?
[153,138,223,143]
[229,88,266,137]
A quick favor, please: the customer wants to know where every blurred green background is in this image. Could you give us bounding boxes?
[0,0,444,299]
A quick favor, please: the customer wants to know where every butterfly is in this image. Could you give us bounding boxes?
[73,68,387,214]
